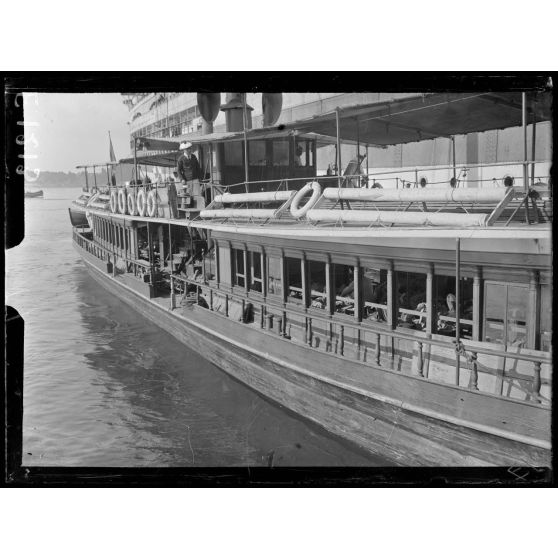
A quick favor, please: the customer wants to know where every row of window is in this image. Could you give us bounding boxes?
[218,246,550,350]
[92,216,131,256]
[223,139,315,168]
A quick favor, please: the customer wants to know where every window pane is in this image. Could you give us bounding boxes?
[267,256,282,296]
[396,271,426,329]
[362,268,387,323]
[249,141,267,166]
[507,285,528,346]
[234,249,245,287]
[250,251,262,293]
[334,264,354,316]
[308,261,326,309]
[484,283,506,344]
[286,257,303,303]
[434,275,473,338]
[224,141,243,166]
[273,140,289,166]
[540,283,552,351]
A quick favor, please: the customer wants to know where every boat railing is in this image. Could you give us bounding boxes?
[169,273,551,407]
[214,159,550,193]
[73,229,152,280]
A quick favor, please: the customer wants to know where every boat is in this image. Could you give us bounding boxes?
[25,189,43,198]
[70,90,552,466]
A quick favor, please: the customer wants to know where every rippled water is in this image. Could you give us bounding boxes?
[6,188,390,467]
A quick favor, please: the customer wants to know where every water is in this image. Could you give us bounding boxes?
[6,188,389,467]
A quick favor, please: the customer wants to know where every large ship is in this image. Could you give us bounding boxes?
[70,90,552,466]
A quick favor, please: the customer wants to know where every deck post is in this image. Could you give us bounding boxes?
[455,238,461,385]
[426,264,434,334]
[451,136,456,186]
[335,107,341,188]
[532,361,542,403]
[473,266,482,341]
[354,261,362,322]
[528,270,540,350]
[325,256,334,316]
[387,261,396,330]
[301,254,308,308]
[243,95,249,190]
[468,352,479,390]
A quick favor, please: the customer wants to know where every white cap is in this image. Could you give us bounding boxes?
[180,141,193,150]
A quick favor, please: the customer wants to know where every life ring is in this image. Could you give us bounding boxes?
[146,189,157,217]
[117,189,127,214]
[127,192,137,215]
[136,189,147,217]
[290,181,322,219]
[109,190,118,213]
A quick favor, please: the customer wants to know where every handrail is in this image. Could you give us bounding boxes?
[170,273,551,366]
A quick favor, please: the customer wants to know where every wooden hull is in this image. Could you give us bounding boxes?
[74,241,551,467]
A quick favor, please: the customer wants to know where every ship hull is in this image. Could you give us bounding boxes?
[74,239,550,467]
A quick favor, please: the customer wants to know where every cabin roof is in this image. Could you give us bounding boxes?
[272,91,552,146]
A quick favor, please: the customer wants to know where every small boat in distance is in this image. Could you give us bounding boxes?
[25,189,44,198]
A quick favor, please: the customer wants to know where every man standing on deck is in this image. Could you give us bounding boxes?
[177,141,201,209]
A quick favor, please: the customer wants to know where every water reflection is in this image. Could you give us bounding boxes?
[75,269,389,466]
[13,189,390,467]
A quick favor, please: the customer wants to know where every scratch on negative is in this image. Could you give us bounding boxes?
[386,401,404,445]
[186,425,195,465]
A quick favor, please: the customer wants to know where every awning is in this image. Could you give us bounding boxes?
[119,151,181,168]
[275,91,552,146]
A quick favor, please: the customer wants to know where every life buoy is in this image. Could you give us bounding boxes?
[109,190,118,213]
[146,189,157,217]
[290,181,322,219]
[117,189,127,214]
[136,189,147,217]
[127,192,137,215]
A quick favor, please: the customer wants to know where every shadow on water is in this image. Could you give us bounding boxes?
[74,267,392,467]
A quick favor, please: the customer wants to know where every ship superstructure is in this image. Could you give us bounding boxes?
[70,88,553,466]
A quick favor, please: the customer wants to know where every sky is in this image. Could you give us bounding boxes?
[24,93,131,173]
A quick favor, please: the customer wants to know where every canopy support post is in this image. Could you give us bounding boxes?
[531,99,537,186]
[336,107,341,188]
[243,95,249,192]
[84,166,89,192]
[455,238,461,386]
[133,138,138,185]
[93,166,97,190]
[522,92,530,224]
[451,136,456,186]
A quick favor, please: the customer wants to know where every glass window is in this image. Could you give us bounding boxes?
[308,261,327,310]
[334,264,355,316]
[249,251,262,293]
[294,140,314,168]
[434,275,473,338]
[267,256,282,297]
[233,248,246,287]
[286,257,303,304]
[540,283,551,351]
[396,271,427,329]
[362,268,388,323]
[273,140,290,166]
[224,141,243,166]
[249,141,267,166]
[484,282,528,346]
[203,247,216,282]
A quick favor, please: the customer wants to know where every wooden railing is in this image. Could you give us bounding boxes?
[169,273,551,406]
[73,230,151,280]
